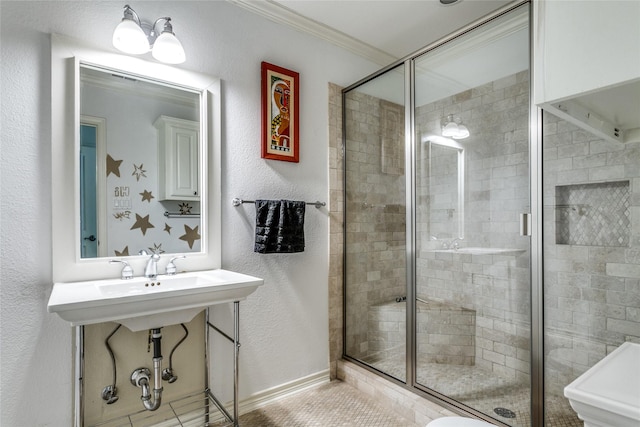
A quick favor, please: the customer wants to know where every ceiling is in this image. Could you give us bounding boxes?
[228,0,639,137]
[229,0,514,65]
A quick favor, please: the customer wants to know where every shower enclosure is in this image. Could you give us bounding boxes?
[343,2,640,426]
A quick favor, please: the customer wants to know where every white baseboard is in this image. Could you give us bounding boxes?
[208,370,330,423]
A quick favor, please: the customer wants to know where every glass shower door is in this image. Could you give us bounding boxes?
[344,63,407,382]
[542,107,640,425]
[413,6,532,425]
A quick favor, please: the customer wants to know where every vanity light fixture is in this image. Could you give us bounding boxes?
[112,4,186,64]
[441,114,470,139]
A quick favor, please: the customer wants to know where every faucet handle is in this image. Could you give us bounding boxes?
[166,255,186,275]
[109,259,133,280]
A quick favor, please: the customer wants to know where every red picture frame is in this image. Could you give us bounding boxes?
[261,61,300,162]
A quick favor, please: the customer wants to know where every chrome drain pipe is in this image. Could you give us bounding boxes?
[131,328,163,411]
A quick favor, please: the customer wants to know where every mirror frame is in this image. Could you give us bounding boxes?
[52,34,221,283]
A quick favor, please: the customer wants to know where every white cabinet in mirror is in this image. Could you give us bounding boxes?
[155,115,200,201]
[51,34,221,283]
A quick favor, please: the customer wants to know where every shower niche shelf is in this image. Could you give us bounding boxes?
[555,181,630,247]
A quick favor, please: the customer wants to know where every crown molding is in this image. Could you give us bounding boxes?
[226,0,397,66]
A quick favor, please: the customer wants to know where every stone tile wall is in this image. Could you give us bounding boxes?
[542,111,640,395]
[328,83,344,379]
[369,300,476,365]
[343,89,407,360]
[329,73,640,401]
[415,71,532,383]
[338,71,533,382]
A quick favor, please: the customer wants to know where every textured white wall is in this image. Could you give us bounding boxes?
[0,1,378,425]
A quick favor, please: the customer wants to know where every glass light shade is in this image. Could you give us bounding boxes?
[113,19,149,54]
[152,32,186,64]
[442,121,459,137]
[454,124,470,139]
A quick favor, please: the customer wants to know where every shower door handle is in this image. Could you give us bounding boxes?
[520,213,531,236]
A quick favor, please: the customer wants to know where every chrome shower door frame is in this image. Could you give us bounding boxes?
[343,1,544,425]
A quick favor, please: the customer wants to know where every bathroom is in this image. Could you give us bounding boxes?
[2,1,639,427]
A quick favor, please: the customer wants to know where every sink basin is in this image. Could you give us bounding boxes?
[48,269,263,331]
[564,341,640,427]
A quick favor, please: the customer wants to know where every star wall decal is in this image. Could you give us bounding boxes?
[179,224,200,249]
[132,163,147,181]
[148,243,165,254]
[140,189,154,203]
[115,246,129,256]
[130,213,155,235]
[178,202,192,215]
[106,154,123,177]
[164,223,172,234]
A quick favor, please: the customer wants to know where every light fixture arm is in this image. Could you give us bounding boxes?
[148,17,173,45]
[122,4,141,26]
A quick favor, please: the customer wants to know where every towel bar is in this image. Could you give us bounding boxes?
[232,198,325,209]
[164,211,201,218]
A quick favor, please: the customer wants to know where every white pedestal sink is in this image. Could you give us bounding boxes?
[564,341,640,427]
[47,269,263,331]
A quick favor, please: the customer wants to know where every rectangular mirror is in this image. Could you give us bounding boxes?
[52,34,221,283]
[424,136,464,241]
[80,64,201,258]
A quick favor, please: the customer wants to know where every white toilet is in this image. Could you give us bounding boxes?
[427,417,497,427]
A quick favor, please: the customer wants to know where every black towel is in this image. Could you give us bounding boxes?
[254,200,305,254]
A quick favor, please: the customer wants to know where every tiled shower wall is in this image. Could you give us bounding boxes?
[343,89,407,360]
[340,71,533,378]
[328,83,344,378]
[543,111,640,396]
[415,70,530,253]
[415,71,532,383]
[331,74,640,398]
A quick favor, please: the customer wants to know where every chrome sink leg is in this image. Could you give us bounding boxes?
[233,301,240,426]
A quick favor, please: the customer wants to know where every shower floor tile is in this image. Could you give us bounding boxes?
[364,348,582,427]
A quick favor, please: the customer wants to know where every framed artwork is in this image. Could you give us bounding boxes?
[261,61,299,162]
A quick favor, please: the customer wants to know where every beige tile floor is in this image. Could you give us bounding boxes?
[210,380,417,427]
[91,358,582,427]
[90,380,418,427]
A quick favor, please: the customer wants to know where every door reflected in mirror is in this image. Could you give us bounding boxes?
[80,64,202,258]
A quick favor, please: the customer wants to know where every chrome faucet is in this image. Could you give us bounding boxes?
[431,236,450,249]
[431,236,445,248]
[165,255,186,275]
[451,238,462,250]
[144,254,161,278]
[431,236,463,250]
[110,259,133,280]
